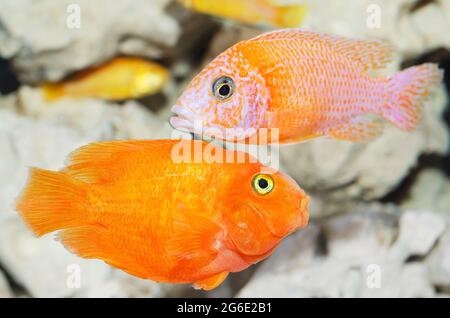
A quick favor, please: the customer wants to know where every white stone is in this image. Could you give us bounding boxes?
[0,0,180,82]
[401,169,450,213]
[0,270,12,298]
[389,211,446,260]
[426,231,450,286]
[278,0,450,59]
[239,207,450,298]
[279,85,448,218]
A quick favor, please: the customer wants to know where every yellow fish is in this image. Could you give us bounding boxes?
[177,0,307,28]
[42,57,169,101]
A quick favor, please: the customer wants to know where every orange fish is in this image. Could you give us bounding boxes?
[42,57,169,101]
[170,29,443,144]
[16,139,308,290]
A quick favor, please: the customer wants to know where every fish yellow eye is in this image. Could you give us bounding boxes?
[252,174,274,195]
[212,76,234,100]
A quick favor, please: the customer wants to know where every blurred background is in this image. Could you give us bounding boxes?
[0,0,449,298]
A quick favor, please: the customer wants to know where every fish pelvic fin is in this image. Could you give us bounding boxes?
[15,168,88,236]
[266,110,322,144]
[193,272,229,290]
[328,116,384,142]
[380,63,443,131]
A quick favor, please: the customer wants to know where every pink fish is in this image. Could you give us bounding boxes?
[170,29,443,144]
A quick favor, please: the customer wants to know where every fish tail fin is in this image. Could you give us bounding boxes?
[380,63,443,131]
[273,4,307,28]
[42,83,65,102]
[16,168,88,237]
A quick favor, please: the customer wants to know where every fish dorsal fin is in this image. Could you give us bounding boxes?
[249,29,393,71]
[63,140,168,184]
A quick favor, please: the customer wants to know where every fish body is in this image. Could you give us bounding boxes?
[171,29,443,144]
[177,0,307,28]
[16,139,308,290]
[42,57,169,101]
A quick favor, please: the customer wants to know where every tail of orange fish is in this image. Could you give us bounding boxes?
[42,83,65,102]
[273,4,307,28]
[16,168,87,237]
[381,63,443,131]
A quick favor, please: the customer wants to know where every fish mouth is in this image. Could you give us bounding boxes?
[169,104,198,133]
[170,104,255,141]
[248,200,308,238]
[170,104,224,139]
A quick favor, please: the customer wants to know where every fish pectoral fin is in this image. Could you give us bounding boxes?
[265,110,322,144]
[266,110,300,129]
[193,272,229,291]
[59,225,149,279]
[327,116,385,142]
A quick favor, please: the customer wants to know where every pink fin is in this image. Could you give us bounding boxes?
[250,29,393,70]
[328,116,384,142]
[266,110,321,143]
[380,63,443,131]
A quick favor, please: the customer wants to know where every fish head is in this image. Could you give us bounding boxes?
[220,167,309,259]
[170,49,269,141]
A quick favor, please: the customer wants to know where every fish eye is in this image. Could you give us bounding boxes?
[212,76,234,100]
[252,174,274,195]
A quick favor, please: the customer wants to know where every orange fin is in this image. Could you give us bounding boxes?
[168,212,222,263]
[16,168,87,236]
[63,140,159,183]
[328,116,384,142]
[166,211,223,278]
[193,272,229,290]
[381,63,443,131]
[59,225,150,279]
[251,29,393,71]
